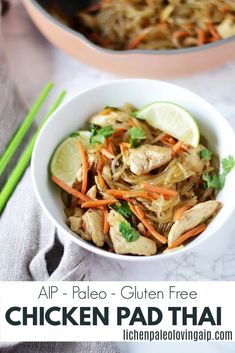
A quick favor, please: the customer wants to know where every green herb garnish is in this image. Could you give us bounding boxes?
[70,131,80,138]
[90,125,115,145]
[91,135,106,145]
[198,148,212,161]
[98,125,115,137]
[128,127,146,148]
[202,174,225,191]
[119,221,140,242]
[130,111,145,120]
[104,105,118,111]
[203,155,235,190]
[222,155,235,175]
[110,201,132,218]
[130,111,138,118]
[90,124,98,138]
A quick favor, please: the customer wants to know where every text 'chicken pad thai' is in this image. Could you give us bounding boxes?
[44,0,235,50]
[50,101,235,256]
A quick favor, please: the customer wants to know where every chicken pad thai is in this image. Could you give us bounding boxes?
[50,102,235,256]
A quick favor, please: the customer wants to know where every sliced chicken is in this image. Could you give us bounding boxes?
[90,110,129,127]
[217,15,235,39]
[68,215,91,241]
[108,210,157,256]
[168,200,220,245]
[125,144,172,175]
[68,216,82,233]
[82,209,105,247]
[73,207,84,217]
[86,185,97,200]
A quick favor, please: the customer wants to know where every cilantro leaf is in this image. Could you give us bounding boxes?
[119,221,140,242]
[90,134,105,145]
[90,124,98,138]
[110,201,132,218]
[203,155,235,191]
[128,127,146,148]
[130,111,145,120]
[202,174,225,191]
[129,127,146,140]
[98,125,115,137]
[222,155,235,175]
[90,125,115,145]
[198,148,212,161]
[130,111,138,118]
[104,105,118,111]
[70,131,80,138]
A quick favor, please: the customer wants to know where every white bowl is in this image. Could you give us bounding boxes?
[31,79,235,262]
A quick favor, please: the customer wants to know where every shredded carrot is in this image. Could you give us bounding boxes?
[51,176,90,202]
[220,4,229,14]
[81,199,117,208]
[141,217,167,244]
[97,170,106,189]
[135,204,145,219]
[123,191,154,201]
[106,137,115,155]
[100,108,112,115]
[128,118,137,127]
[145,230,152,238]
[168,137,176,145]
[172,140,183,155]
[103,208,110,234]
[99,147,116,159]
[197,29,206,45]
[160,134,176,146]
[168,223,206,249]
[77,141,88,194]
[141,183,178,197]
[128,28,151,49]
[207,20,221,40]
[173,31,189,39]
[112,128,126,138]
[174,205,192,221]
[129,203,166,244]
[120,142,131,155]
[107,189,157,201]
[97,157,103,172]
[106,189,127,199]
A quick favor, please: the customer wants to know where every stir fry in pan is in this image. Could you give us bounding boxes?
[41,0,235,50]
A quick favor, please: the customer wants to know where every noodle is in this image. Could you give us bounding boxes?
[51,103,222,256]
[42,0,235,51]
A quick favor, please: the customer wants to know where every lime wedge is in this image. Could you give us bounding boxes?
[50,131,91,186]
[136,101,200,147]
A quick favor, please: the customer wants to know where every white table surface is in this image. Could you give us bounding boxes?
[2,1,235,352]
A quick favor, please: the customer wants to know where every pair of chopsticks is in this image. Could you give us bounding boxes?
[0,82,67,213]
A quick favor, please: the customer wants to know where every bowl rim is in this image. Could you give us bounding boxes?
[27,0,235,56]
[31,78,235,262]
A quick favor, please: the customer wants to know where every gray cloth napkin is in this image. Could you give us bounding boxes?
[0,3,119,353]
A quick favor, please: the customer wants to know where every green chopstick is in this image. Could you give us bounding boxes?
[0,82,54,175]
[0,90,66,213]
